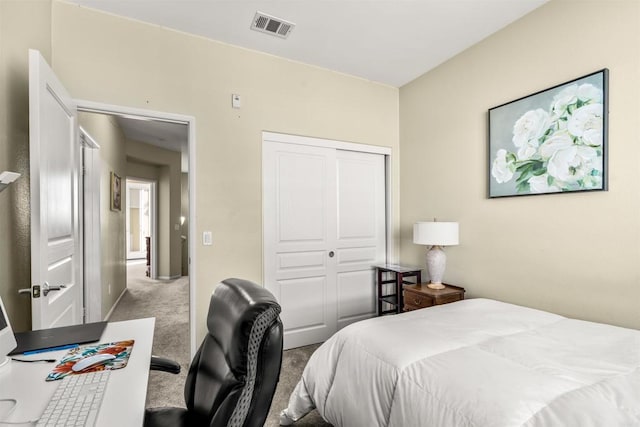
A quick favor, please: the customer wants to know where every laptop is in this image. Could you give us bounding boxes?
[8,321,107,355]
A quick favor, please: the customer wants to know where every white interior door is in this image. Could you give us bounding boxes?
[126,181,151,260]
[29,49,83,329]
[263,137,386,349]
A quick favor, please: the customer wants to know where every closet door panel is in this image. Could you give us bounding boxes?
[263,142,337,349]
[335,150,386,329]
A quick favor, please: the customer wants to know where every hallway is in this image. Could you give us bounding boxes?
[108,261,189,408]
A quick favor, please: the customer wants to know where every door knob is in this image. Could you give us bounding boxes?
[18,288,32,296]
[328,251,335,258]
[42,281,66,297]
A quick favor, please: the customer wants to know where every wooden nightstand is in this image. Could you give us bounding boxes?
[403,283,465,311]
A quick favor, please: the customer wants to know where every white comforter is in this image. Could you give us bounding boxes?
[282,299,640,426]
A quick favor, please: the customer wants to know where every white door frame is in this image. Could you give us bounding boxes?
[262,131,395,265]
[76,99,197,358]
[126,177,158,278]
[80,126,102,323]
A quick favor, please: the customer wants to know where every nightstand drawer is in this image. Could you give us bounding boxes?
[403,303,423,312]
[404,289,434,309]
[402,283,465,312]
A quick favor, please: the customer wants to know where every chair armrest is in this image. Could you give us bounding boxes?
[150,355,181,374]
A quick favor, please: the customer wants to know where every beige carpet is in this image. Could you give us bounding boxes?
[109,262,331,425]
[265,343,332,427]
[108,262,190,408]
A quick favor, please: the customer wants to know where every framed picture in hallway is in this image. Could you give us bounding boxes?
[111,172,122,211]
[489,69,608,198]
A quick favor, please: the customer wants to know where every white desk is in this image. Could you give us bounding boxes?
[0,318,155,426]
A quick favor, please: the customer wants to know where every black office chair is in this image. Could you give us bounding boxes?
[144,278,283,427]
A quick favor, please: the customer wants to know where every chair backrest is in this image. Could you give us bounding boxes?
[183,278,283,427]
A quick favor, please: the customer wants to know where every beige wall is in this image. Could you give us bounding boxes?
[78,112,128,318]
[127,160,159,183]
[0,0,51,332]
[400,0,640,329]
[50,1,400,341]
[126,139,182,279]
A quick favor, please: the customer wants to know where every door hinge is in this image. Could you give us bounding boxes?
[82,307,87,322]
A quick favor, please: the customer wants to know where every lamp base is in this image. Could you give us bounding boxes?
[425,246,447,287]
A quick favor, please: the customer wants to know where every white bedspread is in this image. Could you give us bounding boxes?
[282,299,640,426]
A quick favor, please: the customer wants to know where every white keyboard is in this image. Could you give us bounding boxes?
[37,370,110,427]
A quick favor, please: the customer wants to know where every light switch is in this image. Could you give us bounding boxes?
[203,231,213,246]
[232,94,241,109]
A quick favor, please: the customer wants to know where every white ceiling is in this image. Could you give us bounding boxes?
[116,115,189,172]
[67,0,547,88]
[74,0,547,171]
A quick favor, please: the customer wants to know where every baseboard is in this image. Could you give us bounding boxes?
[103,287,128,321]
[157,274,182,280]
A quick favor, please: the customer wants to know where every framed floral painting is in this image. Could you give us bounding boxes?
[489,69,608,198]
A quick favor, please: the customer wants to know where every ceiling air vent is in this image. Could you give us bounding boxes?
[250,11,295,39]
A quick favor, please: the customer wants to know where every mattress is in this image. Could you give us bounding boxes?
[281,298,640,426]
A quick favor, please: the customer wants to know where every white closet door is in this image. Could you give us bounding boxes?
[263,138,386,349]
[264,142,337,349]
[335,150,386,330]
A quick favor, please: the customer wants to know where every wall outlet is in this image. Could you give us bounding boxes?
[203,231,213,246]
[108,283,111,295]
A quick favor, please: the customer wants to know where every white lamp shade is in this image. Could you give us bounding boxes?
[413,222,459,246]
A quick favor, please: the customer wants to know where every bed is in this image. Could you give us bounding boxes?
[280,298,640,426]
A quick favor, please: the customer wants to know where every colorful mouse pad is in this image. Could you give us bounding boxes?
[46,340,135,381]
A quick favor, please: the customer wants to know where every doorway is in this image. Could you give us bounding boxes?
[77,101,197,358]
[126,180,154,261]
[26,49,196,356]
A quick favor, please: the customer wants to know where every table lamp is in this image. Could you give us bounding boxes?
[413,221,459,290]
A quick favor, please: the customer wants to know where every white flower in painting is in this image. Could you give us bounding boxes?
[547,145,599,183]
[491,149,515,183]
[550,84,578,117]
[538,131,573,159]
[517,144,538,160]
[581,128,602,147]
[512,109,551,159]
[577,83,603,103]
[568,103,603,145]
[528,174,560,193]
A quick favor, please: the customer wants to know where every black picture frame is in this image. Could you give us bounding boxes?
[110,172,122,211]
[488,69,608,198]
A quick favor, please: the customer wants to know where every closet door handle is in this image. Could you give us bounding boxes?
[328,251,335,258]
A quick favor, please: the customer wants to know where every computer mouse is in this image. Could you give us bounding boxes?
[71,353,116,372]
